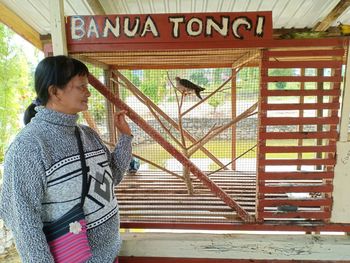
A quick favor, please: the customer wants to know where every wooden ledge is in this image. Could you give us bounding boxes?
[120,232,350,262]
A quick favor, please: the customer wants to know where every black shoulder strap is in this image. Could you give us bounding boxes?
[75,126,89,206]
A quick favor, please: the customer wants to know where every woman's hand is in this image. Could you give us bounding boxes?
[114,110,132,136]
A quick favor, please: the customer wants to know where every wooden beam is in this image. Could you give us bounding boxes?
[0,2,42,50]
[86,0,105,15]
[313,0,350,31]
[119,233,350,261]
[72,54,109,70]
[49,0,67,55]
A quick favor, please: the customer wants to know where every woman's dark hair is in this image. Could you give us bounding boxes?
[23,55,89,125]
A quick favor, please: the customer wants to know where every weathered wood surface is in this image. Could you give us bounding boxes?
[120,232,350,261]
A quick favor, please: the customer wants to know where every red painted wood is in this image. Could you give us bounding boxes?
[261,211,331,219]
[261,102,340,110]
[88,74,254,222]
[120,221,350,232]
[260,131,338,140]
[259,171,334,180]
[261,76,342,83]
[261,89,340,97]
[264,60,342,69]
[260,145,336,153]
[261,117,339,126]
[265,49,345,57]
[259,199,332,207]
[66,12,273,44]
[260,158,336,166]
[259,184,333,193]
[67,37,347,52]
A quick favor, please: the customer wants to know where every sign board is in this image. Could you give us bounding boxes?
[65,12,272,51]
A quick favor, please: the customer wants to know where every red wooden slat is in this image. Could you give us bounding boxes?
[259,199,332,207]
[261,89,340,97]
[261,117,339,125]
[120,221,350,232]
[261,102,340,110]
[263,60,342,68]
[259,171,334,180]
[260,145,336,153]
[265,49,345,57]
[260,131,338,140]
[262,76,342,83]
[261,211,331,219]
[69,38,347,53]
[259,184,333,193]
[260,158,336,166]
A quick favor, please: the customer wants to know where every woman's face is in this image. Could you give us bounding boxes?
[55,74,91,114]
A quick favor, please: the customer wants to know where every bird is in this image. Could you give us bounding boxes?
[175,77,205,100]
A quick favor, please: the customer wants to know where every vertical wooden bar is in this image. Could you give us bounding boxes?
[316,68,324,170]
[297,68,305,171]
[256,49,267,222]
[231,68,237,170]
[105,69,117,144]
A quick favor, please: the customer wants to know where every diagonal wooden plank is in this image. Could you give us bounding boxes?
[88,73,255,223]
[313,0,350,31]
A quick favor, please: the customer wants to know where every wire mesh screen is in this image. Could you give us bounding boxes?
[74,50,260,225]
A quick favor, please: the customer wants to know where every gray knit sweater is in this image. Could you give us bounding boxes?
[0,107,132,263]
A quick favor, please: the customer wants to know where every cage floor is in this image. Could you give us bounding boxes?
[116,170,260,224]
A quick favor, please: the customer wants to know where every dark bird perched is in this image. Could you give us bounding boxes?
[175,77,205,100]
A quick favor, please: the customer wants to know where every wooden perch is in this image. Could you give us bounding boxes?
[102,140,183,180]
[132,153,183,180]
[88,73,255,223]
[111,77,186,149]
[112,70,227,170]
[188,102,258,156]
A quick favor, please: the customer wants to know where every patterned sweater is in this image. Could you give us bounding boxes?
[0,107,132,263]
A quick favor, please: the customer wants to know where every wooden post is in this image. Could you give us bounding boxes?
[49,0,67,56]
[231,68,237,170]
[339,40,350,141]
[297,68,305,171]
[105,69,117,145]
[316,68,324,170]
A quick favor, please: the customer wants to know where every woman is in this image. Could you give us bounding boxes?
[0,55,132,262]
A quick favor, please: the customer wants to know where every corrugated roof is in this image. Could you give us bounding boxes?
[1,0,349,36]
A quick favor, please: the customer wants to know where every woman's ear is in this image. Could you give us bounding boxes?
[48,85,59,100]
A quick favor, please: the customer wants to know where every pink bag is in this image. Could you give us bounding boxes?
[43,204,92,262]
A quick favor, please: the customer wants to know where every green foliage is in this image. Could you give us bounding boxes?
[269,68,293,77]
[275,81,286,90]
[189,71,208,86]
[140,70,166,104]
[0,24,33,163]
[237,67,259,92]
[207,91,225,113]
